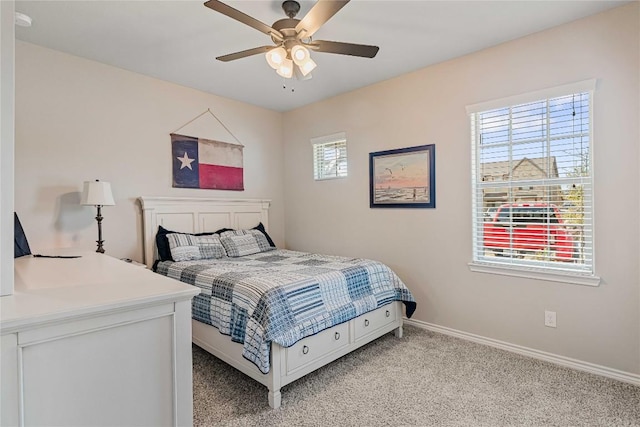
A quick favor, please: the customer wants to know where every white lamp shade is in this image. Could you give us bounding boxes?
[291,45,310,65]
[81,181,115,206]
[294,63,313,80]
[276,58,294,78]
[266,47,287,70]
[298,57,317,76]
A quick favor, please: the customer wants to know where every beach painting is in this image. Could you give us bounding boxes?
[369,144,435,208]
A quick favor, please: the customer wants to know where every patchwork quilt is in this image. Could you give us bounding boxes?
[155,249,417,373]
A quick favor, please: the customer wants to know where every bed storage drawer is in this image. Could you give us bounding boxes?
[354,303,397,340]
[285,322,350,373]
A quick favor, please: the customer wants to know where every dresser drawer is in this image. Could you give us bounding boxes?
[354,303,397,340]
[285,322,350,373]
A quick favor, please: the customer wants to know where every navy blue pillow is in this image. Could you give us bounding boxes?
[156,222,276,261]
[216,223,276,248]
[155,226,217,262]
[253,222,276,248]
[213,227,234,235]
[215,223,275,248]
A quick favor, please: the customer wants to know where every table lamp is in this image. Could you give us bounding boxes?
[81,180,115,253]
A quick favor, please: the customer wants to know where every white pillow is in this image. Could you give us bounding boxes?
[167,233,226,262]
[220,229,273,257]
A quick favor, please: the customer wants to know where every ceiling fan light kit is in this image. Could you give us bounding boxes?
[298,57,317,76]
[276,58,294,78]
[266,46,287,69]
[291,44,309,64]
[205,0,379,81]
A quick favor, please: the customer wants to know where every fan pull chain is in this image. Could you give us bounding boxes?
[282,78,295,93]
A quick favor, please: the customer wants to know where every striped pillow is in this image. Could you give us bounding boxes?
[220,229,274,257]
[167,233,226,262]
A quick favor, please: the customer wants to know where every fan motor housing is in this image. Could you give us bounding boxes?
[271,18,300,43]
[272,19,300,33]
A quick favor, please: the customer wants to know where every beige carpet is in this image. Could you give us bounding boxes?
[192,325,640,426]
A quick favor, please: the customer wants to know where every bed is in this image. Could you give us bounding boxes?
[139,196,416,409]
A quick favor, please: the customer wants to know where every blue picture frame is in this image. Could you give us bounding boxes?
[369,144,436,209]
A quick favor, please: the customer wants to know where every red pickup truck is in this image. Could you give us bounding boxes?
[483,203,576,261]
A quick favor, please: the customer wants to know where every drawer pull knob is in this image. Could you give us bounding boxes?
[302,345,309,355]
[334,332,340,340]
[386,310,390,318]
[364,319,370,327]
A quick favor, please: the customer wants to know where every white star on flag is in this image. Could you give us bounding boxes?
[177,152,195,170]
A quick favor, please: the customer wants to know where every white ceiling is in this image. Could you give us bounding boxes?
[15,0,628,112]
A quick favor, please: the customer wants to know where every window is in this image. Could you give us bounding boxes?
[467,80,598,285]
[312,132,347,180]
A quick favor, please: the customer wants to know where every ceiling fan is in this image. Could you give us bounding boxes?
[204,0,379,79]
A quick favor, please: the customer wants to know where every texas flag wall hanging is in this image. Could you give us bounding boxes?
[171,133,244,191]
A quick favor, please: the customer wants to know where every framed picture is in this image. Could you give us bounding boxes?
[369,144,435,208]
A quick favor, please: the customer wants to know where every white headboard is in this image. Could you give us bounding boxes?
[138,197,271,268]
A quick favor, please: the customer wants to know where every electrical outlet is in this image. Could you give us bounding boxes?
[544,310,557,328]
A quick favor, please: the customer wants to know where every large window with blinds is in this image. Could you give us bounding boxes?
[467,80,597,285]
[312,132,348,181]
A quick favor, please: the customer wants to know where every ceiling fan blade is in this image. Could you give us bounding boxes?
[204,0,283,41]
[308,40,379,58]
[216,46,274,62]
[295,0,350,39]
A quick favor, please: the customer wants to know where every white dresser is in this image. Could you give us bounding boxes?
[1,252,200,427]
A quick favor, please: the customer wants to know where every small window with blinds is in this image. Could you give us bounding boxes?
[312,132,348,180]
[468,80,597,284]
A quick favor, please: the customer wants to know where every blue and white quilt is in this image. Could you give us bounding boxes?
[155,249,417,373]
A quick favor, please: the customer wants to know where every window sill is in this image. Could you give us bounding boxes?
[468,262,601,286]
[314,176,347,181]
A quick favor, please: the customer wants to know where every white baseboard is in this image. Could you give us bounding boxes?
[404,318,640,387]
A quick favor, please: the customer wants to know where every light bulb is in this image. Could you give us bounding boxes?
[276,58,293,78]
[291,45,310,66]
[266,47,287,70]
[298,58,317,76]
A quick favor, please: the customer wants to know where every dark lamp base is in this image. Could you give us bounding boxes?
[94,205,107,254]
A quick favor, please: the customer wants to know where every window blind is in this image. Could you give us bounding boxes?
[470,89,594,276]
[312,133,348,180]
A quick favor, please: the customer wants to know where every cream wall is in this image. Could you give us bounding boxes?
[283,3,640,375]
[12,3,639,377]
[15,41,285,262]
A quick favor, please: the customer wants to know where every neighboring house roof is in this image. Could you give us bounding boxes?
[481,157,559,181]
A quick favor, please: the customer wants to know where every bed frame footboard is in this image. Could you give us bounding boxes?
[193,301,405,409]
